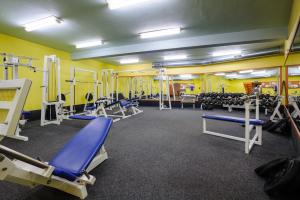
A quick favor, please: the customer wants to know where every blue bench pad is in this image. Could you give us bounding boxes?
[50,117,113,181]
[69,115,97,120]
[120,99,134,108]
[85,106,96,110]
[202,114,264,126]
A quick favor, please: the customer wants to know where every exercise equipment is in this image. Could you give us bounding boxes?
[0,117,112,199]
[68,67,99,115]
[41,55,65,126]
[289,96,300,118]
[100,69,114,101]
[269,96,283,122]
[158,68,174,110]
[181,94,196,109]
[202,94,264,154]
[0,53,37,80]
[198,92,280,115]
[0,79,31,141]
[255,157,300,197]
[1,53,37,136]
[120,99,143,115]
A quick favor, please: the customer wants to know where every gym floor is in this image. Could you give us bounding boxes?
[0,107,294,200]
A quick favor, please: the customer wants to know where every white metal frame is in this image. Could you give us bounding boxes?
[181,95,196,109]
[202,96,262,154]
[0,79,31,141]
[289,96,300,118]
[1,53,37,138]
[270,96,283,122]
[100,69,114,101]
[0,144,107,199]
[69,67,98,115]
[158,68,172,110]
[40,55,64,126]
[0,53,36,80]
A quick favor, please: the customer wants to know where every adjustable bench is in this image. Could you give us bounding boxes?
[120,99,143,115]
[0,117,113,199]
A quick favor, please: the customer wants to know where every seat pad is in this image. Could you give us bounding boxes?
[202,114,264,126]
[50,117,113,181]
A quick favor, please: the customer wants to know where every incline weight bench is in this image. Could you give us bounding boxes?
[0,79,32,141]
[120,99,143,115]
[202,95,264,154]
[0,117,113,199]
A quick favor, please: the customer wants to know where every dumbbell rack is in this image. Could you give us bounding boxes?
[222,104,255,112]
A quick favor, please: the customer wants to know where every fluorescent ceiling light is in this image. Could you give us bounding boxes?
[164,54,187,61]
[251,70,266,75]
[239,70,253,74]
[179,74,192,79]
[226,73,238,77]
[107,0,149,9]
[75,40,103,49]
[140,28,181,39]
[24,16,62,32]
[120,58,139,64]
[212,50,242,57]
[214,73,225,76]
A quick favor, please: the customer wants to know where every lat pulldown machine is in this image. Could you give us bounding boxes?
[41,55,65,126]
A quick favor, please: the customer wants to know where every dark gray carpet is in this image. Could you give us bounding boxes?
[0,107,295,200]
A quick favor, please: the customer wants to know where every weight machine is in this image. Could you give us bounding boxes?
[40,55,64,126]
[68,67,98,115]
[158,68,175,110]
[0,53,37,140]
[0,53,37,80]
[100,69,115,101]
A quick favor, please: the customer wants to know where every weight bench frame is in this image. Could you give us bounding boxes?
[0,144,107,199]
[202,97,263,154]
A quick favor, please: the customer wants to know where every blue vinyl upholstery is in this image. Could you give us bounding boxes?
[50,117,113,181]
[69,115,97,120]
[202,114,264,126]
[85,106,96,110]
[120,99,133,108]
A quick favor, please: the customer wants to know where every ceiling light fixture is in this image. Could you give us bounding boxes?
[212,50,242,57]
[164,54,187,61]
[107,0,149,9]
[75,40,103,49]
[251,70,266,75]
[179,74,192,79]
[226,73,238,77]
[214,73,225,76]
[24,16,62,32]
[239,70,253,74]
[120,58,139,64]
[140,28,181,39]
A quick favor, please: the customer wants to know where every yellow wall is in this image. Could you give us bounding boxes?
[0,33,115,111]
[114,53,300,97]
[288,75,300,95]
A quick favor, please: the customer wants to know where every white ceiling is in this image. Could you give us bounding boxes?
[0,0,293,64]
